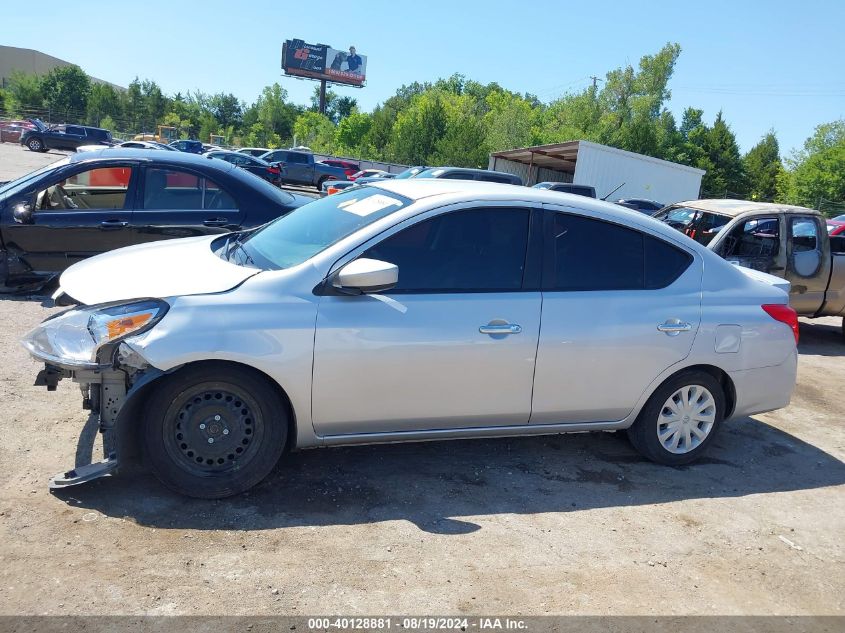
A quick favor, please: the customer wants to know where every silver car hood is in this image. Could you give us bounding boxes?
[58,235,259,305]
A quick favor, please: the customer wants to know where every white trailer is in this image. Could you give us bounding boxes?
[489,140,705,205]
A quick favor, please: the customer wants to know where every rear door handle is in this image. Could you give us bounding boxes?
[479,323,522,335]
[657,320,692,335]
[99,220,128,230]
[203,218,229,227]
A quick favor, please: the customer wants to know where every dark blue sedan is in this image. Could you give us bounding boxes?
[205,150,283,186]
[0,149,311,289]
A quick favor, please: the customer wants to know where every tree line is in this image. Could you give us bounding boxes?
[0,44,842,215]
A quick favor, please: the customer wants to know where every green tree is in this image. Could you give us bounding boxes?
[743,132,782,201]
[433,96,489,167]
[335,111,372,154]
[293,111,336,152]
[86,83,122,127]
[387,91,447,165]
[40,65,91,121]
[484,90,538,151]
[699,112,746,196]
[248,83,299,144]
[777,120,845,212]
[209,93,243,129]
[6,71,44,113]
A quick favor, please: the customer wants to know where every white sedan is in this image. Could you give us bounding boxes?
[22,180,798,498]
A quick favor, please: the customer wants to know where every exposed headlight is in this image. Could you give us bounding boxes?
[21,300,168,367]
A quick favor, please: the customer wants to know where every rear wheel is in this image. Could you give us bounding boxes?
[317,176,332,189]
[27,137,45,152]
[627,370,725,465]
[143,364,288,498]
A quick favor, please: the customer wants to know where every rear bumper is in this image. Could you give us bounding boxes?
[728,350,798,419]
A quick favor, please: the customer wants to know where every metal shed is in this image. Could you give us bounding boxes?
[489,140,705,204]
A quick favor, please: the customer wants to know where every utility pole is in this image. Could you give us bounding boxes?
[589,76,602,89]
[319,79,327,116]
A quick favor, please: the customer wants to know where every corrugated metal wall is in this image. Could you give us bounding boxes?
[573,141,703,203]
[487,157,573,186]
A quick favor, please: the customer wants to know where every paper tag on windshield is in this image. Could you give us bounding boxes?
[337,194,403,217]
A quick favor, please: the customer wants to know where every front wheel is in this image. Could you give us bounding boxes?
[627,370,725,466]
[143,364,288,498]
[26,138,45,152]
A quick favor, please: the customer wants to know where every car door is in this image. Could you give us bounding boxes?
[530,205,702,424]
[62,126,88,150]
[3,163,139,273]
[285,153,311,183]
[784,215,830,314]
[128,165,245,243]
[311,203,543,436]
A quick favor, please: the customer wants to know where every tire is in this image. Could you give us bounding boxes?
[626,370,725,466]
[143,363,288,498]
[317,176,330,189]
[27,137,45,152]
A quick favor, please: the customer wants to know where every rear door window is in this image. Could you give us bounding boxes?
[545,213,691,291]
[142,167,235,210]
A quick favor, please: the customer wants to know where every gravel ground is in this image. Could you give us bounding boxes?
[0,141,843,616]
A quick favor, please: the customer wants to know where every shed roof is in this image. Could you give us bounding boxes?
[491,140,706,176]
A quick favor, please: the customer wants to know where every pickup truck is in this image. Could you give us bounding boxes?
[259,149,352,189]
[656,199,845,336]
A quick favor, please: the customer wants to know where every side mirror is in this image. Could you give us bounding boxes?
[333,258,398,294]
[12,202,33,224]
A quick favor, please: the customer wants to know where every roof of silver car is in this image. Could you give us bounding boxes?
[673,198,821,217]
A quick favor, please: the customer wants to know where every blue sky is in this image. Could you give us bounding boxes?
[3,0,843,155]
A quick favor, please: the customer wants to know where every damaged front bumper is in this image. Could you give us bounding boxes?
[32,342,160,489]
[37,362,126,488]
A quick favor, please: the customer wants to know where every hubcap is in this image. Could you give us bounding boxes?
[163,386,263,475]
[657,385,716,454]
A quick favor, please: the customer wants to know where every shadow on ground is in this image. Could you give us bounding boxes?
[798,319,844,357]
[54,417,845,534]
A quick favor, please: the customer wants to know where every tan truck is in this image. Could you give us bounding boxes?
[655,200,845,337]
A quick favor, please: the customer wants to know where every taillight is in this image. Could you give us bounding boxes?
[327,186,341,195]
[267,166,280,174]
[762,304,799,344]
[344,168,355,176]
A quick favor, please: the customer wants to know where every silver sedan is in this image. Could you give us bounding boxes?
[22,180,799,498]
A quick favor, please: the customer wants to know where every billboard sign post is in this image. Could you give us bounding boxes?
[282,39,367,113]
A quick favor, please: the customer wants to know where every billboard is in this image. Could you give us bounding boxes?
[282,39,367,87]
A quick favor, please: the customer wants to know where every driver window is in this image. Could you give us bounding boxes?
[36,166,133,212]
[723,217,780,258]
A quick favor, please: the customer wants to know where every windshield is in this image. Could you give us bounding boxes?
[235,186,412,270]
[394,166,425,179]
[0,158,70,197]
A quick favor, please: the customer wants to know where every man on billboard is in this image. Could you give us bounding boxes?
[346,46,363,74]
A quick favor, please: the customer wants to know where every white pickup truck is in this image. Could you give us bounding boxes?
[656,199,845,337]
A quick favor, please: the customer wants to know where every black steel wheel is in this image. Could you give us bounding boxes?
[143,363,288,498]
